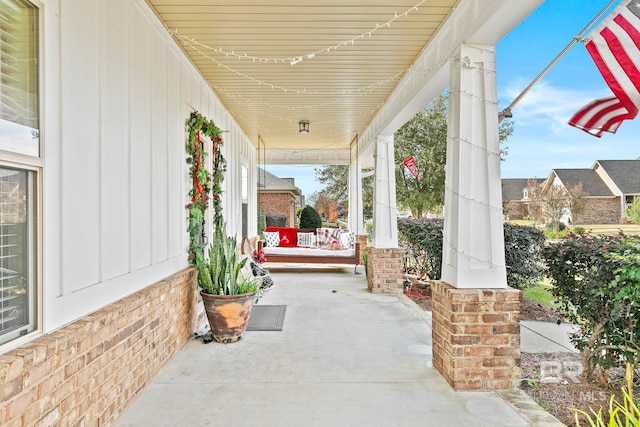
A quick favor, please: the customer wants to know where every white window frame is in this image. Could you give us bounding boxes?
[0,0,43,351]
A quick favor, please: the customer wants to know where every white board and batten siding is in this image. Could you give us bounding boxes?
[42,0,257,331]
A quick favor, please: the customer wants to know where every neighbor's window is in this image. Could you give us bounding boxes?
[626,195,635,210]
[0,0,39,345]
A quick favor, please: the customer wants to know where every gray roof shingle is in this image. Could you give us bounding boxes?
[257,168,301,194]
[501,178,530,202]
[595,160,640,195]
[553,169,614,197]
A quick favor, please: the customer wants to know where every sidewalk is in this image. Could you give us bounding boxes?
[521,321,579,354]
[115,266,564,427]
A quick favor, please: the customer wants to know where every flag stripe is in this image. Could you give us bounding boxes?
[587,28,639,113]
[605,21,640,95]
[568,96,635,137]
[569,1,640,136]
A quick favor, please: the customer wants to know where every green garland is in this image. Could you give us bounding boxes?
[186,111,226,266]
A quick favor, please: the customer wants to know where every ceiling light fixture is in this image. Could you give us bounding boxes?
[299,120,310,133]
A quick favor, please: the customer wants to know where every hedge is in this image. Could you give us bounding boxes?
[397,218,545,290]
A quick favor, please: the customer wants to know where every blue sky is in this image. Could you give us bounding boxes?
[268,0,638,196]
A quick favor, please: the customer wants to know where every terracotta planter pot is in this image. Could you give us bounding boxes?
[200,291,257,343]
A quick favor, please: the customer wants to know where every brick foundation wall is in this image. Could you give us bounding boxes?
[258,193,295,227]
[366,248,403,293]
[431,281,521,390]
[0,267,197,427]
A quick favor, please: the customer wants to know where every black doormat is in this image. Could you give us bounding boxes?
[246,305,287,331]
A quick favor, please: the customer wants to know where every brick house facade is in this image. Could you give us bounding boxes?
[258,168,303,228]
[502,159,640,225]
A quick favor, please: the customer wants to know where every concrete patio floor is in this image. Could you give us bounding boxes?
[115,265,564,427]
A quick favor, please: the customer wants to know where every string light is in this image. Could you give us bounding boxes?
[228,101,384,131]
[212,83,384,111]
[442,236,508,270]
[168,0,428,66]
[444,186,504,213]
[181,37,405,96]
[448,89,499,106]
[451,136,502,158]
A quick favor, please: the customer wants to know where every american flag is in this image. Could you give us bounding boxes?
[569,1,640,137]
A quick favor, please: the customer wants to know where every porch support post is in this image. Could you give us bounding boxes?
[441,44,507,289]
[372,134,398,248]
[432,44,520,391]
[367,134,403,293]
[348,143,364,235]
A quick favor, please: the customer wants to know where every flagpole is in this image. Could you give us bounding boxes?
[498,0,621,121]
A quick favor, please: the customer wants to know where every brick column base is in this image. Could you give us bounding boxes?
[366,248,404,293]
[356,235,367,264]
[431,281,521,390]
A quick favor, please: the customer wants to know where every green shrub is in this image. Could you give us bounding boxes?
[299,205,322,229]
[257,207,266,238]
[543,232,640,378]
[397,218,443,280]
[544,229,569,240]
[545,221,566,231]
[626,198,640,224]
[396,219,545,289]
[503,223,546,290]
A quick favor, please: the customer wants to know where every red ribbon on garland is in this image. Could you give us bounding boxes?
[192,130,204,202]
[211,136,220,199]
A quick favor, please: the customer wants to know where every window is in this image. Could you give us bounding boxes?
[0,0,39,157]
[625,195,635,210]
[0,0,39,345]
[0,167,35,342]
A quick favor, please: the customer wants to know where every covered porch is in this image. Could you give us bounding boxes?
[0,0,547,425]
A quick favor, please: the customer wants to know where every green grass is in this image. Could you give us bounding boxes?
[505,221,640,236]
[522,280,557,308]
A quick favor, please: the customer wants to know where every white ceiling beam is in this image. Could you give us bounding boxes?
[358,0,545,158]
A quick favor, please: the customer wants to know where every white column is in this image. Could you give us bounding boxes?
[348,142,364,234]
[372,134,398,248]
[441,44,507,289]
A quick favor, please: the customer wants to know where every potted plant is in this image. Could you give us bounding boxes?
[196,224,263,343]
[362,251,368,278]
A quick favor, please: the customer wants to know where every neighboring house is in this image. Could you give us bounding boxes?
[503,159,640,225]
[502,178,535,220]
[258,168,303,227]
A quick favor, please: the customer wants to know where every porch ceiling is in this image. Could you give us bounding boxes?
[145,0,458,162]
[145,1,544,165]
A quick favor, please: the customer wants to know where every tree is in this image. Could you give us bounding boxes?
[299,205,322,229]
[310,191,333,219]
[314,165,374,220]
[316,91,513,220]
[524,178,542,224]
[328,201,339,222]
[394,92,514,217]
[541,185,568,232]
[394,95,448,217]
[566,183,588,226]
[626,197,640,224]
